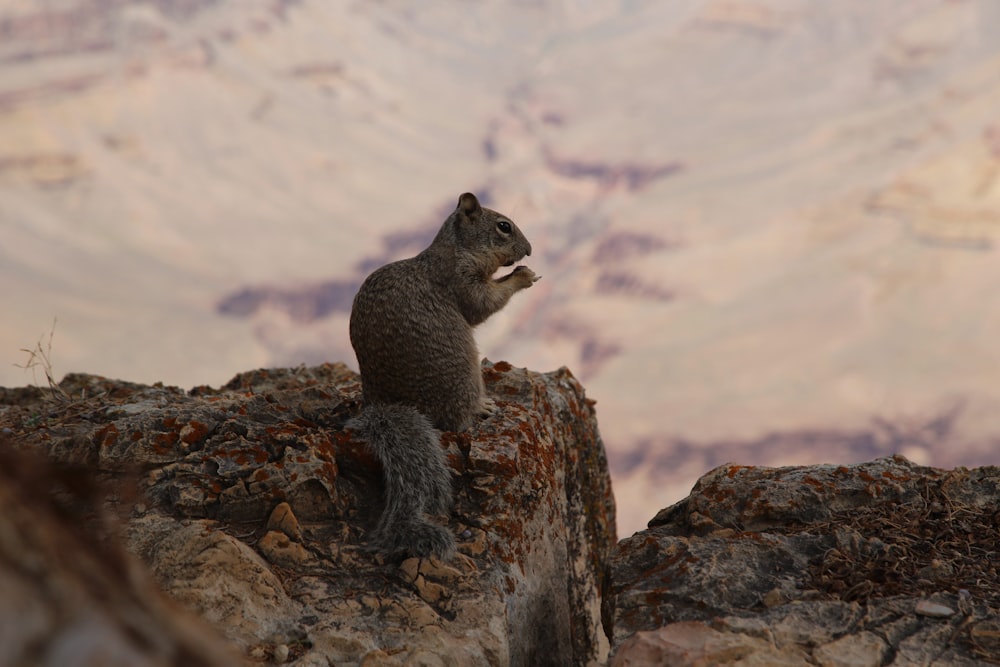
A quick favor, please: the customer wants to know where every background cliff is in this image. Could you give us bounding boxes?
[4,0,1000,534]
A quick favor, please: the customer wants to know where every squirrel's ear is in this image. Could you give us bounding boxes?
[457,192,482,217]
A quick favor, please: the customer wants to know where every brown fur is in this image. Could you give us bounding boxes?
[348,192,538,559]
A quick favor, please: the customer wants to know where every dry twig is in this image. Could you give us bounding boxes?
[14,318,72,402]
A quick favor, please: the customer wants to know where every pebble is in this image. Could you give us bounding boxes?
[762,588,786,608]
[915,600,955,618]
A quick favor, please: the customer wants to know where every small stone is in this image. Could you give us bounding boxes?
[414,578,448,605]
[416,556,463,580]
[763,588,786,608]
[359,594,381,611]
[273,643,290,663]
[258,530,313,566]
[399,557,421,582]
[458,527,488,556]
[914,600,955,618]
[266,501,303,541]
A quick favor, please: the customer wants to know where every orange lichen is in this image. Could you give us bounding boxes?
[152,431,177,453]
[803,476,825,489]
[180,420,210,445]
[93,423,119,448]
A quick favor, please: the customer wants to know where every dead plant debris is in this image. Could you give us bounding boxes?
[803,477,999,608]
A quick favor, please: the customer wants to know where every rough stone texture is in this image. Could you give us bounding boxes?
[0,360,616,666]
[605,456,1000,666]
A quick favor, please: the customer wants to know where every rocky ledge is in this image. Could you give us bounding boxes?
[606,456,1000,666]
[0,361,616,666]
[4,364,1000,667]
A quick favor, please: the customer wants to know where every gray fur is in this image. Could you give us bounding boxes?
[347,405,454,559]
[349,192,538,560]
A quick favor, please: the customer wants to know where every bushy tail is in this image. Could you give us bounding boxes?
[348,404,455,560]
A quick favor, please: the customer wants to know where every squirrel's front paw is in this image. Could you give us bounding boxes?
[508,265,541,289]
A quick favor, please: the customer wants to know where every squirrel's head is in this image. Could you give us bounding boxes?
[444,192,532,270]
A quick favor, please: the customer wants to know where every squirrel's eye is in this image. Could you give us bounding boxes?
[497,220,512,234]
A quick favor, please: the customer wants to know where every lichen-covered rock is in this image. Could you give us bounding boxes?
[1,360,616,666]
[605,456,1000,666]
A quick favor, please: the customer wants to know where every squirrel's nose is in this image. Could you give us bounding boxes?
[525,242,532,257]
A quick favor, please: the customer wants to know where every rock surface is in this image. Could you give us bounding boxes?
[0,437,241,667]
[11,360,1000,667]
[0,361,616,666]
[605,456,1000,666]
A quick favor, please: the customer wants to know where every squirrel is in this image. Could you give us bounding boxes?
[347,192,539,560]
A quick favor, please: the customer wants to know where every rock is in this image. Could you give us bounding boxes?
[1,361,616,666]
[126,514,306,649]
[608,622,809,667]
[812,631,890,667]
[914,600,955,619]
[0,440,241,667]
[606,456,1000,666]
[258,530,316,567]
[266,501,304,541]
